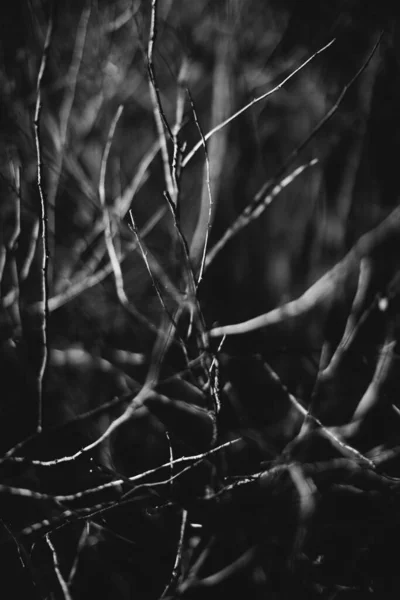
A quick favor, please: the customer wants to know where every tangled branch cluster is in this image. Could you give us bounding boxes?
[0,1,399,599]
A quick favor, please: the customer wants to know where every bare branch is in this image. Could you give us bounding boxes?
[67,523,90,585]
[97,105,158,331]
[33,10,53,432]
[182,38,335,168]
[129,210,178,322]
[47,208,165,312]
[63,139,160,288]
[352,334,396,423]
[46,534,73,600]
[196,546,257,588]
[205,32,383,272]
[251,32,384,214]
[262,361,375,467]
[187,90,213,285]
[20,219,40,281]
[170,58,188,208]
[47,0,91,263]
[206,158,318,269]
[160,509,188,598]
[210,203,400,337]
[147,0,175,201]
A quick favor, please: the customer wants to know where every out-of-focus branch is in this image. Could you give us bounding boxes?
[20,219,40,281]
[67,523,89,586]
[194,546,257,589]
[48,0,91,275]
[99,105,125,297]
[170,58,188,209]
[210,203,400,337]
[2,160,22,331]
[163,192,211,387]
[97,105,157,332]
[342,333,396,434]
[206,159,318,269]
[59,138,160,298]
[206,32,383,270]
[334,42,381,249]
[47,206,166,312]
[182,38,335,168]
[187,89,213,285]
[189,31,233,283]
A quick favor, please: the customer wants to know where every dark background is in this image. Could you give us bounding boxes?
[1,1,400,598]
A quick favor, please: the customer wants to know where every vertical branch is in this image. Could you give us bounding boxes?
[48,0,92,282]
[5,161,22,332]
[160,508,188,598]
[189,31,232,283]
[46,534,73,600]
[33,11,53,433]
[99,105,127,302]
[68,523,90,585]
[163,193,212,392]
[65,139,161,291]
[129,210,177,322]
[129,212,193,365]
[98,106,158,333]
[147,0,175,202]
[187,90,213,286]
[170,59,188,208]
[334,44,381,249]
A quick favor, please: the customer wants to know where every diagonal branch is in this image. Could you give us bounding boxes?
[210,203,400,337]
[182,38,335,168]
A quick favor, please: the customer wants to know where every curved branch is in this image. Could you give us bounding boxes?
[210,204,400,337]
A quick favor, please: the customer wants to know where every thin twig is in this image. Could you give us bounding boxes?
[170,59,188,208]
[47,207,166,312]
[187,90,213,284]
[251,32,384,215]
[5,160,22,329]
[147,0,175,201]
[261,361,375,467]
[163,192,211,387]
[206,158,318,268]
[65,139,160,286]
[160,509,188,597]
[129,210,177,322]
[188,30,232,282]
[129,212,191,364]
[98,105,157,330]
[99,104,125,294]
[182,38,335,168]
[203,33,383,271]
[48,0,91,272]
[33,10,53,433]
